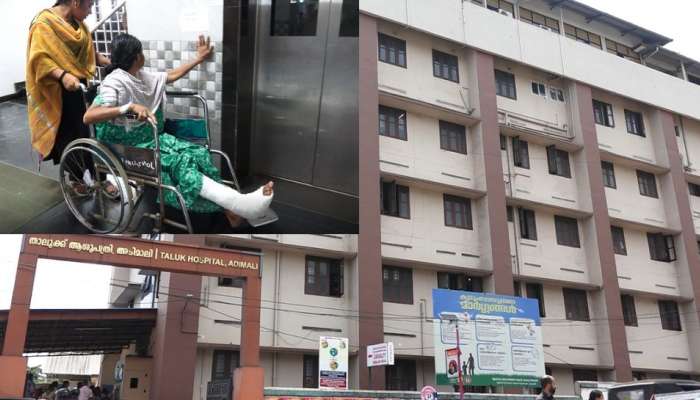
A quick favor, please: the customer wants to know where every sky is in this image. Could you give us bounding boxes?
[576,0,700,61]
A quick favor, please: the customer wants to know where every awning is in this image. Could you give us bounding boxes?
[0,308,157,355]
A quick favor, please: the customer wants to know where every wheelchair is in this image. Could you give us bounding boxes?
[58,84,277,234]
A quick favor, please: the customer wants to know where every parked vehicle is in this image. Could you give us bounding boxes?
[607,379,700,400]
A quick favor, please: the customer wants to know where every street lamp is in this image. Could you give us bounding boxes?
[441,313,465,400]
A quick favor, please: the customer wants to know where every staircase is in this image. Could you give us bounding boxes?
[91,0,128,81]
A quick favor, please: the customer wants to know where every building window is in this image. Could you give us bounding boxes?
[601,161,616,189]
[218,277,244,288]
[572,369,598,382]
[380,179,410,218]
[378,33,406,68]
[439,121,467,154]
[386,359,417,391]
[636,170,658,198]
[658,300,682,331]
[338,0,359,37]
[212,350,239,381]
[593,100,615,127]
[647,233,677,262]
[495,69,517,99]
[432,50,459,82]
[563,288,590,321]
[506,205,514,222]
[689,182,700,197]
[303,355,319,388]
[621,294,638,327]
[486,0,514,15]
[512,137,530,169]
[500,134,507,150]
[605,39,641,63]
[625,110,645,137]
[443,194,473,229]
[383,266,413,304]
[378,105,407,140]
[513,280,522,297]
[438,272,483,292]
[305,256,343,297]
[271,0,319,36]
[518,208,537,240]
[519,7,560,32]
[526,282,546,317]
[549,87,565,102]
[632,371,647,381]
[611,226,627,256]
[555,215,580,248]
[564,23,602,49]
[531,81,546,97]
[547,146,571,178]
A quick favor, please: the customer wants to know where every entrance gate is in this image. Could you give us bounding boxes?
[0,235,264,400]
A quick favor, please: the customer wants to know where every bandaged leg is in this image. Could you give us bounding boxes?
[199,175,273,219]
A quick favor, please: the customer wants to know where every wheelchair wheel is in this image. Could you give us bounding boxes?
[59,139,134,233]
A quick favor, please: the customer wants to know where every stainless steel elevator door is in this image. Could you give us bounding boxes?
[251,0,358,196]
[313,0,358,195]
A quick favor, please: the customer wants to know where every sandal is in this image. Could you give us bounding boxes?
[102,182,121,200]
[70,181,91,197]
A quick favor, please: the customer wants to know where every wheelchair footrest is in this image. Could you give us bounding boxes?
[247,208,279,228]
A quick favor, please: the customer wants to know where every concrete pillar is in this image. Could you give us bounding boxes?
[468,49,514,295]
[357,13,386,389]
[569,82,632,381]
[233,275,264,400]
[0,249,37,398]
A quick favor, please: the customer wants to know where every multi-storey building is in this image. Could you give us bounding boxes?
[358,0,700,395]
[104,1,700,398]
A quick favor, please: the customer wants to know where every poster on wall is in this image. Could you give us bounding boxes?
[318,336,349,390]
[432,288,545,387]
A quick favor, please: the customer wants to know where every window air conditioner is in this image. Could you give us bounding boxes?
[499,9,513,17]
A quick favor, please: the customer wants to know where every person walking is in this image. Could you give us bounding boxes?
[537,375,557,400]
[26,0,111,180]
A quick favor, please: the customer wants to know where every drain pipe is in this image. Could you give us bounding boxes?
[505,137,522,279]
[419,298,427,384]
[680,117,692,170]
[271,250,281,386]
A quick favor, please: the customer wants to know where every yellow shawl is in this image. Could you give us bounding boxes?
[26,9,95,158]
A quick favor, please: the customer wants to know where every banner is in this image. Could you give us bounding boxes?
[432,289,545,387]
[319,337,349,390]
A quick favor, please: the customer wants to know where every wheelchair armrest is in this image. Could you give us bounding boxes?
[166,90,198,97]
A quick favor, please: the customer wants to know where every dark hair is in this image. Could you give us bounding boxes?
[105,33,143,75]
[589,390,604,400]
[53,0,85,5]
[541,375,554,388]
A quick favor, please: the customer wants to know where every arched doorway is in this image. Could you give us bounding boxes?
[0,235,264,400]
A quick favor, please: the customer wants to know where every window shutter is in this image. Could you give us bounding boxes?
[388,181,398,215]
[547,145,558,174]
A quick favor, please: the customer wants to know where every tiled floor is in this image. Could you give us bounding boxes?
[0,100,357,234]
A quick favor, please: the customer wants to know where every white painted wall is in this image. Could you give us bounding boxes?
[380,181,483,270]
[604,163,669,229]
[361,0,700,123]
[0,0,49,96]
[615,228,681,298]
[377,21,470,114]
[126,0,223,42]
[379,111,478,191]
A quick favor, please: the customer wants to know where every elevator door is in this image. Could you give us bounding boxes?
[252,0,358,196]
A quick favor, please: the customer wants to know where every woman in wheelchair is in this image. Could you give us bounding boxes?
[83,33,273,226]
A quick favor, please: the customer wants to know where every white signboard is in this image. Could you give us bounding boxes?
[433,289,545,387]
[318,336,349,390]
[367,342,395,367]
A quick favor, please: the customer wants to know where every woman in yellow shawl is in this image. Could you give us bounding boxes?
[26,0,110,167]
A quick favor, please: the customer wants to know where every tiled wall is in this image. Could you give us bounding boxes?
[141,40,224,148]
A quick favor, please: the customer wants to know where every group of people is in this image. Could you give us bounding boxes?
[27,0,274,226]
[28,380,112,400]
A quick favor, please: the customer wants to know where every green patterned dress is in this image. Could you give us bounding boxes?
[92,94,222,213]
